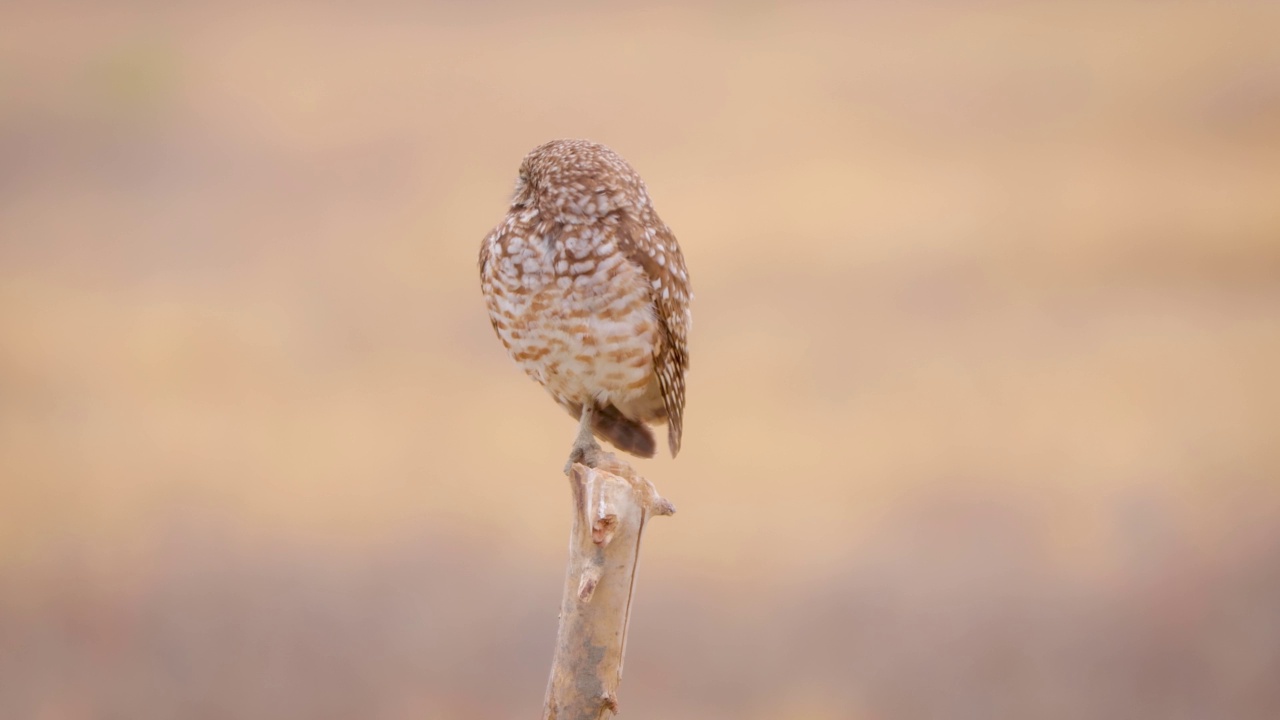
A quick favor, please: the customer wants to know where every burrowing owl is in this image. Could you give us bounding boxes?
[478,140,691,459]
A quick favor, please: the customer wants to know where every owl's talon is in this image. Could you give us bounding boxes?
[564,443,599,475]
[566,434,603,474]
[563,404,601,474]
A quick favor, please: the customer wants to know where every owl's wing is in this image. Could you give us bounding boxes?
[478,227,495,280]
[478,225,507,343]
[618,213,691,457]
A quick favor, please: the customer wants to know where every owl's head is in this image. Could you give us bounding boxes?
[511,139,648,224]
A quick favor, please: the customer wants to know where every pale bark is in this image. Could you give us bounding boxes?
[542,452,675,720]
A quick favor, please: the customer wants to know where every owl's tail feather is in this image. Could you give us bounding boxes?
[592,404,656,459]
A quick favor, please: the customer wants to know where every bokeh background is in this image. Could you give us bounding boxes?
[3,1,1279,718]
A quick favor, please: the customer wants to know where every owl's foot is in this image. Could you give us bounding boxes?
[565,405,604,474]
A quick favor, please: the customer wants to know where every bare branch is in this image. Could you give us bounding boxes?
[541,453,673,719]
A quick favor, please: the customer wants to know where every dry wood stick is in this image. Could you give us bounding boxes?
[541,452,674,720]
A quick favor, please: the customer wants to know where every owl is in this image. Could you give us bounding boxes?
[478,140,691,459]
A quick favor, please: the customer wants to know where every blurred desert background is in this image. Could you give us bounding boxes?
[3,1,1279,718]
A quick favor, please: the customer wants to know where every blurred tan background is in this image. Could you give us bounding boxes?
[3,1,1279,718]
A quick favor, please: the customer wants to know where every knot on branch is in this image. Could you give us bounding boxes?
[591,514,619,546]
[577,566,601,603]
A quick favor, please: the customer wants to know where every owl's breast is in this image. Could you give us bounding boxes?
[482,228,660,409]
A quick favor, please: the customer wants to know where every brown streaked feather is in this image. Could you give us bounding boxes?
[592,403,657,458]
[557,399,658,459]
[477,228,503,341]
[617,215,691,457]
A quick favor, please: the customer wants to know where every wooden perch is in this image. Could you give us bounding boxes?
[542,451,675,720]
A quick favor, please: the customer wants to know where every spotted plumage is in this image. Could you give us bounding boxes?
[478,139,691,458]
